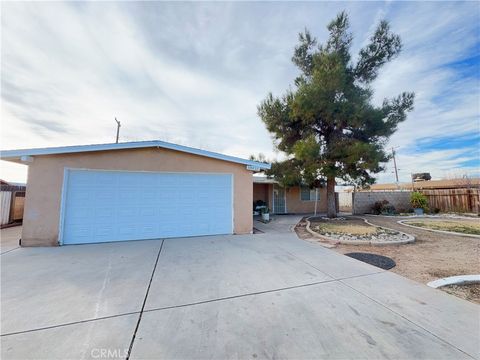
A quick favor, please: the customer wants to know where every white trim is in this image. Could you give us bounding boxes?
[1,140,271,170]
[58,168,235,245]
[58,168,69,245]
[62,167,235,176]
[253,177,278,184]
[231,173,235,234]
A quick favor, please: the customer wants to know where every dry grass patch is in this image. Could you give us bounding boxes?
[440,284,480,304]
[309,217,377,235]
[314,222,377,235]
[404,219,480,235]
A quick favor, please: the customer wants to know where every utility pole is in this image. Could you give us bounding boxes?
[114,117,121,143]
[392,147,399,185]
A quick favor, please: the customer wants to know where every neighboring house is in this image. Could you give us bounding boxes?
[0,180,26,226]
[0,141,270,246]
[253,177,327,214]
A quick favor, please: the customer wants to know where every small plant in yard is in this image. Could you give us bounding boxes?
[410,192,428,213]
[371,201,385,215]
[371,200,396,215]
[253,200,267,211]
[382,203,396,215]
[260,207,270,222]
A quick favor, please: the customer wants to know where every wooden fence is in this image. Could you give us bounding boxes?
[421,188,480,214]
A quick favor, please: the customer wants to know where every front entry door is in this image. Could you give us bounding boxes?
[273,185,286,214]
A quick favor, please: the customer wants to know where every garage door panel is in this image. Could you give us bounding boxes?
[62,170,233,245]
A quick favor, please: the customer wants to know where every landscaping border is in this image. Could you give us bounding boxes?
[305,216,415,246]
[365,214,478,220]
[398,220,480,239]
[427,275,480,289]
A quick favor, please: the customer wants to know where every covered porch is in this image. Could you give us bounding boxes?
[253,177,328,215]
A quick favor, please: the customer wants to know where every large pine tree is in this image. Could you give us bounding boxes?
[258,12,415,217]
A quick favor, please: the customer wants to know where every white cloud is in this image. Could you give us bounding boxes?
[1,2,478,183]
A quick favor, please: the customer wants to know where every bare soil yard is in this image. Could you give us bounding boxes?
[295,215,480,303]
[402,218,480,235]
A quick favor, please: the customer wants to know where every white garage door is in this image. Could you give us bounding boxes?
[60,169,233,245]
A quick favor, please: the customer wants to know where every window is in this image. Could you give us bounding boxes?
[300,187,320,201]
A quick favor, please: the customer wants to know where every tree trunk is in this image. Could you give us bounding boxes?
[326,176,337,218]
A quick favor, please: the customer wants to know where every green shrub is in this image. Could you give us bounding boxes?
[371,201,385,215]
[371,200,396,215]
[253,200,266,211]
[410,192,428,211]
[382,203,396,215]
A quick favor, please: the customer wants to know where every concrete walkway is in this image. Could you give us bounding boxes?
[0,226,21,255]
[1,218,479,359]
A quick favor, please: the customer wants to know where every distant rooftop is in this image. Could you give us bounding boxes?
[365,178,480,191]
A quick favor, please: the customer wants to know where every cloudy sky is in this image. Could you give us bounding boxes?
[1,1,479,183]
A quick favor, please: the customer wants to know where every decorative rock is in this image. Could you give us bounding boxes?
[304,216,415,246]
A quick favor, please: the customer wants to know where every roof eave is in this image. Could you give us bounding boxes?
[0,140,271,170]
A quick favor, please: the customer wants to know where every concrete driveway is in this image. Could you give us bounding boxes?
[0,226,22,255]
[1,217,478,359]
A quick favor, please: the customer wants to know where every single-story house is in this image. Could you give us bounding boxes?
[0,141,270,246]
[253,177,327,214]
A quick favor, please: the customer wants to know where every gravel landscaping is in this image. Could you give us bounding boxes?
[307,216,412,244]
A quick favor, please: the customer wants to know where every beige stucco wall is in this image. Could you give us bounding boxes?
[253,183,269,205]
[22,147,253,246]
[254,183,327,214]
[285,186,327,214]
